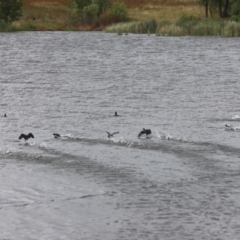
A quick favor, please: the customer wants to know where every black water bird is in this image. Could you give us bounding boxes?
[115,112,119,116]
[53,133,61,138]
[4,114,7,117]
[138,128,152,138]
[225,124,239,131]
[106,131,119,138]
[19,133,34,141]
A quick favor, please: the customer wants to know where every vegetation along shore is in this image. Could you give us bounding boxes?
[1,0,240,36]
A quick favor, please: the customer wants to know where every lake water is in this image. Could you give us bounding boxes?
[1,31,240,240]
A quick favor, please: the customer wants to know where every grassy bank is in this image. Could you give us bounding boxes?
[114,0,204,21]
[2,0,238,36]
[105,17,240,37]
[13,0,71,31]
[10,0,204,31]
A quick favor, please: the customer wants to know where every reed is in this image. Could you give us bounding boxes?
[105,18,240,37]
[191,20,223,36]
[135,19,157,33]
[156,24,183,36]
[0,21,16,32]
[222,21,240,37]
[105,21,138,33]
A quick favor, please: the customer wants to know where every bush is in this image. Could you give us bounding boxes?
[69,0,115,27]
[74,0,90,12]
[92,0,110,15]
[110,3,127,22]
[222,21,240,37]
[230,0,240,17]
[0,0,23,23]
[176,15,199,34]
[16,22,36,31]
[0,19,15,31]
[68,0,80,24]
[135,19,157,34]
[82,3,99,24]
[230,15,239,22]
[100,3,127,26]
[189,19,223,36]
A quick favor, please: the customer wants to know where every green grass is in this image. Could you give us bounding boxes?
[105,18,240,37]
[13,0,204,31]
[0,0,238,36]
[0,21,16,32]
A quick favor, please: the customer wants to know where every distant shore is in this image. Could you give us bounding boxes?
[1,0,239,36]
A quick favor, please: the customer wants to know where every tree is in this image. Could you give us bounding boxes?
[74,0,91,12]
[0,0,23,23]
[92,0,110,15]
[231,0,240,17]
[199,0,209,18]
[199,0,230,18]
[213,0,230,18]
[70,0,127,27]
[74,0,110,15]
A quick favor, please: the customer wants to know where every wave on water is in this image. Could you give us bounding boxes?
[0,146,18,155]
[1,128,240,164]
[224,124,240,131]
[232,114,240,120]
[60,130,240,158]
[53,130,187,148]
[210,115,240,122]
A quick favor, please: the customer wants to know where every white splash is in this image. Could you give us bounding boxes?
[1,147,17,154]
[232,115,240,120]
[225,124,240,131]
[39,142,47,148]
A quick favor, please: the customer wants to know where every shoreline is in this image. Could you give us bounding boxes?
[1,0,240,37]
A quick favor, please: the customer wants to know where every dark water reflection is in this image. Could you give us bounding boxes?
[1,32,240,240]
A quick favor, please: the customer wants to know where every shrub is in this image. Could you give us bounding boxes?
[74,0,90,12]
[230,0,240,17]
[190,19,223,36]
[68,0,81,24]
[222,21,240,37]
[0,0,23,23]
[135,19,157,34]
[82,3,99,24]
[230,15,239,22]
[176,15,199,35]
[16,22,36,31]
[69,0,114,27]
[92,0,110,15]
[0,19,15,31]
[100,3,127,26]
[110,3,127,21]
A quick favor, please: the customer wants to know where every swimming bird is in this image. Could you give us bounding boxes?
[4,114,7,117]
[53,133,61,138]
[106,131,119,138]
[225,124,235,131]
[115,111,119,116]
[19,133,34,141]
[225,124,240,131]
[138,128,152,138]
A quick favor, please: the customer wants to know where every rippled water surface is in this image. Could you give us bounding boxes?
[1,32,240,240]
